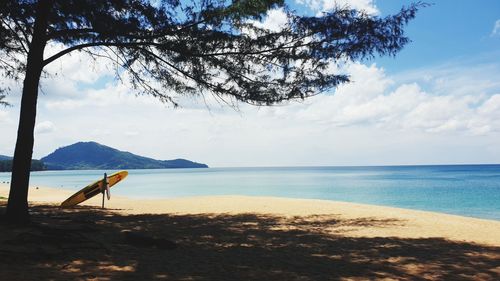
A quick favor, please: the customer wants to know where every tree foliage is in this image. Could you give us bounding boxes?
[1,0,421,105]
[0,0,422,222]
[0,94,9,106]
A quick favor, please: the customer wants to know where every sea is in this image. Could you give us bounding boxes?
[1,165,500,221]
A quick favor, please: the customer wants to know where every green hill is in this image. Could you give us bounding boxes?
[40,142,208,170]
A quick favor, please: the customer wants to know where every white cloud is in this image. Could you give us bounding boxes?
[294,62,500,136]
[45,99,88,110]
[296,0,379,15]
[0,105,17,156]
[249,8,289,32]
[19,54,499,166]
[478,94,500,116]
[0,108,9,122]
[2,33,500,166]
[44,44,113,84]
[124,131,139,137]
[394,60,500,98]
[491,19,500,36]
[35,121,56,134]
[43,81,173,111]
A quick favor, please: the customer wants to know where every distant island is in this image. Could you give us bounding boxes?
[0,142,208,171]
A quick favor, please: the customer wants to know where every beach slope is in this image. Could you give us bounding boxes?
[1,184,499,280]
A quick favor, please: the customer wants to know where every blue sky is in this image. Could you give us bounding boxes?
[291,0,500,73]
[0,0,499,167]
[376,0,500,73]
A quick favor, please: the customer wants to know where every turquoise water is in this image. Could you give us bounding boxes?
[1,165,500,220]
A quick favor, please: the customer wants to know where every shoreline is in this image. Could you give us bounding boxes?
[1,182,499,221]
[2,165,499,223]
[1,183,500,247]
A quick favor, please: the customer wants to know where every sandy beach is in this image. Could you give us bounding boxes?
[1,183,500,280]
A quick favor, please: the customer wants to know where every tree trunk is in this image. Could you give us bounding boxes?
[6,0,53,223]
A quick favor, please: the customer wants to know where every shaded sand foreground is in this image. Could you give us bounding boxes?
[1,184,499,280]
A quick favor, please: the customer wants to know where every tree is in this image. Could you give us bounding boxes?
[0,94,9,106]
[0,0,421,222]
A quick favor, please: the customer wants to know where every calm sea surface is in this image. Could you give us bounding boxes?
[1,165,499,220]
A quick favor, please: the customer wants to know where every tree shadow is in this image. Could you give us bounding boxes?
[1,203,499,280]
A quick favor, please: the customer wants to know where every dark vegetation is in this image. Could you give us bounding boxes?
[0,202,498,280]
[0,94,9,106]
[0,159,45,172]
[0,155,12,161]
[41,142,208,170]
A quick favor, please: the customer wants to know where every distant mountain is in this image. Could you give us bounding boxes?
[40,142,208,170]
[0,155,12,161]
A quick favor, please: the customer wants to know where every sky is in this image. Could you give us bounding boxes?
[1,0,500,167]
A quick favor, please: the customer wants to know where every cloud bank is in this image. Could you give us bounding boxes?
[1,33,499,166]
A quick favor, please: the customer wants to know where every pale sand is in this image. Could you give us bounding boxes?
[2,183,500,247]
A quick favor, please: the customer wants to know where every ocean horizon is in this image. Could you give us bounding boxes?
[1,164,499,221]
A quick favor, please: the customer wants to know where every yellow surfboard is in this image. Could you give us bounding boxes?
[60,170,128,208]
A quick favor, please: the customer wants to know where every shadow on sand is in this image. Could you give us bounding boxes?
[1,203,499,280]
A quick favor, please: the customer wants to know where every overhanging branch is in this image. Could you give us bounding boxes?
[0,17,29,55]
[42,41,163,67]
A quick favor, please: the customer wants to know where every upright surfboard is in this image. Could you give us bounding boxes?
[60,170,128,208]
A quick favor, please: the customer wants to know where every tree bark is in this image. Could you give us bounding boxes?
[6,0,53,223]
